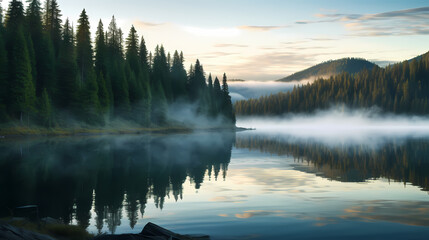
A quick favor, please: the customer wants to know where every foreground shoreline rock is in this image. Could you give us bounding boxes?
[95,222,210,240]
[0,222,210,240]
[0,223,56,240]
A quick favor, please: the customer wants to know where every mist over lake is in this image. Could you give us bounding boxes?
[2,125,429,239]
[228,81,301,102]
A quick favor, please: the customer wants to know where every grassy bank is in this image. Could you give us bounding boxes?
[1,218,93,240]
[0,125,191,137]
[0,122,241,137]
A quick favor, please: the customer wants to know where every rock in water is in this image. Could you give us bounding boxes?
[94,222,210,240]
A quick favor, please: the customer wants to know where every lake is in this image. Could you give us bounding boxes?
[1,125,429,239]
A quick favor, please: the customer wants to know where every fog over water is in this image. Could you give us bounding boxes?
[237,107,429,146]
[228,80,311,102]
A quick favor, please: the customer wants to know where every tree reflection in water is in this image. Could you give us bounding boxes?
[0,132,235,233]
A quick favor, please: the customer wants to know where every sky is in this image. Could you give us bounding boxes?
[1,0,428,81]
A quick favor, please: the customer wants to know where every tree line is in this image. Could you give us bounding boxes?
[235,52,429,116]
[0,0,235,127]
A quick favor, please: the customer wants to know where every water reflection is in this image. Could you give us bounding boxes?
[2,130,429,239]
[236,134,429,191]
[0,132,235,233]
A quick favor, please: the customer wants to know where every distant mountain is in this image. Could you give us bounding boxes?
[277,58,378,82]
[235,51,429,116]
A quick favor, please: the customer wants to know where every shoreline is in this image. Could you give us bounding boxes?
[0,125,253,138]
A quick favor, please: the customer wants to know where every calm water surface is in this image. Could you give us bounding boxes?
[1,128,429,239]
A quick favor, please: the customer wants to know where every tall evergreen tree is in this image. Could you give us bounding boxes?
[43,0,62,56]
[126,26,148,122]
[56,18,78,110]
[221,73,235,124]
[207,73,215,116]
[170,50,187,100]
[0,11,8,120]
[5,0,36,122]
[8,30,36,122]
[95,19,106,76]
[76,9,101,124]
[5,0,25,33]
[213,76,222,113]
[26,0,56,97]
[94,20,110,117]
[152,45,172,101]
[151,45,169,125]
[138,36,151,126]
[125,25,139,75]
[76,9,93,84]
[188,59,206,101]
[107,16,129,116]
[139,36,149,81]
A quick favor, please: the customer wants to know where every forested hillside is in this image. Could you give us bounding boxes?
[277,58,377,82]
[0,0,235,128]
[235,52,429,116]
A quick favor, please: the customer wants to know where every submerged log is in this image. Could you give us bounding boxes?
[94,222,210,240]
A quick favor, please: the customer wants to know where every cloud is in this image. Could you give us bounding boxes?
[309,37,336,41]
[133,20,165,28]
[182,26,241,37]
[216,50,320,80]
[238,25,289,32]
[190,51,239,59]
[298,7,429,37]
[214,43,248,48]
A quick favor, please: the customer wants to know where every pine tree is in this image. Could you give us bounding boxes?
[43,0,62,56]
[76,9,93,84]
[125,25,139,75]
[76,9,101,124]
[0,14,8,121]
[107,16,130,116]
[8,29,36,122]
[207,73,216,116]
[170,50,187,100]
[5,0,36,122]
[139,36,149,81]
[94,20,110,117]
[81,69,102,124]
[188,59,206,101]
[213,76,222,113]
[26,0,56,97]
[138,36,151,125]
[152,45,172,101]
[150,45,169,124]
[221,73,235,124]
[125,26,143,122]
[95,20,106,77]
[57,19,78,110]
